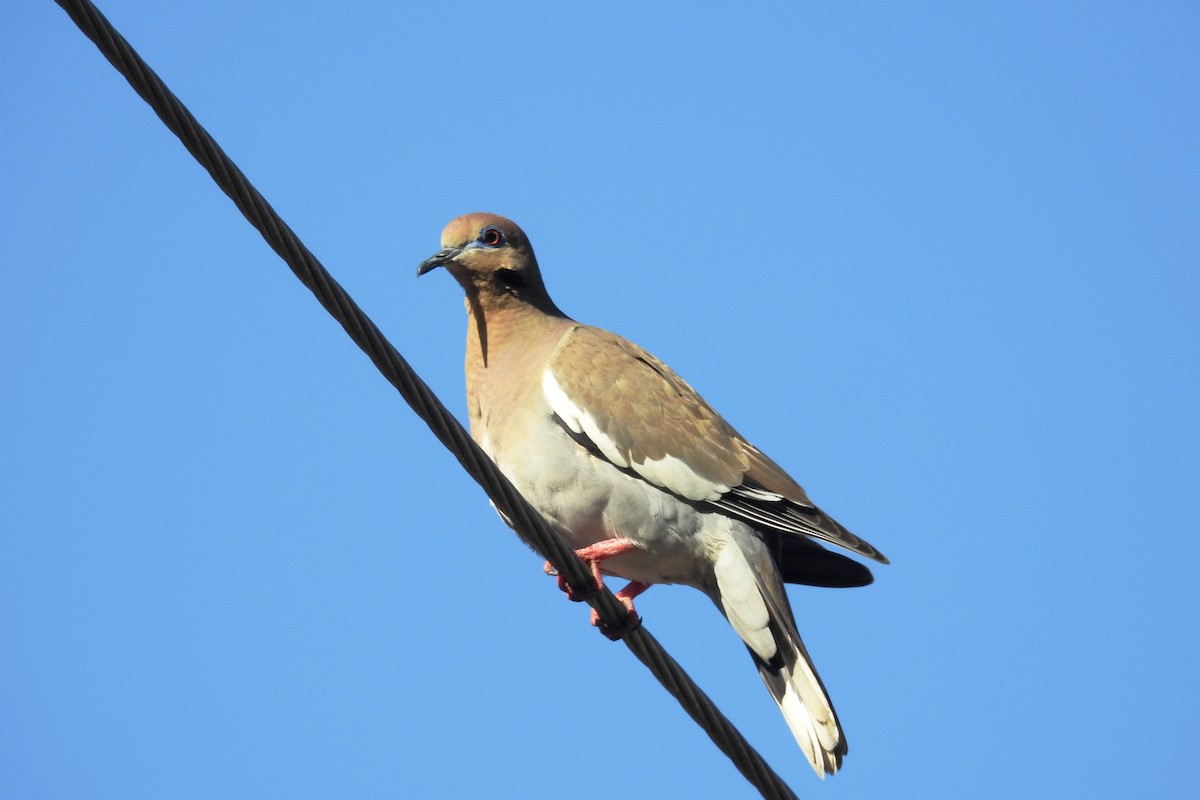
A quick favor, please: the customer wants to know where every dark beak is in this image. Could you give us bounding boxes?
[417,247,462,277]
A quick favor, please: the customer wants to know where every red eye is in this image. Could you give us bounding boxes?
[480,227,504,247]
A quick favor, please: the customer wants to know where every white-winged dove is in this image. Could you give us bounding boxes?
[418,213,887,777]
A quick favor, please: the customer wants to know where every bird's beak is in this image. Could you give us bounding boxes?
[417,247,463,277]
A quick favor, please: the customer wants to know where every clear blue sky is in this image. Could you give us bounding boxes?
[4,2,1198,798]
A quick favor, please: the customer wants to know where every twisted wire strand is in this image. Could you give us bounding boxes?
[52,2,799,797]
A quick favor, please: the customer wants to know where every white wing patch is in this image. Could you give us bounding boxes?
[542,367,728,502]
[542,368,630,468]
[731,484,784,502]
[636,453,727,502]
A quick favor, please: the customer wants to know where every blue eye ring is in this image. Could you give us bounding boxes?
[479,227,505,247]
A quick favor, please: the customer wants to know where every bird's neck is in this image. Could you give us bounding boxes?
[463,290,571,372]
[462,291,575,440]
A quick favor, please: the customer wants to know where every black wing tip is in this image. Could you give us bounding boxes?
[772,534,878,588]
[784,561,876,588]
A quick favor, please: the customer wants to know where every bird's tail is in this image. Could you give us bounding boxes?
[711,535,847,777]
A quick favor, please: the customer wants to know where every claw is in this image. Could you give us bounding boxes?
[589,580,650,626]
[545,538,642,601]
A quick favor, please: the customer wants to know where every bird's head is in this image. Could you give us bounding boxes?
[418,213,556,311]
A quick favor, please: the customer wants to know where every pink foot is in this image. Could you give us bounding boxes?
[543,537,642,601]
[589,580,651,626]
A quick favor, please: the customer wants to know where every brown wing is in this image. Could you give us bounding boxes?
[544,325,888,564]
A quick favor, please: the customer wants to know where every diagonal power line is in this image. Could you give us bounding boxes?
[51,2,801,797]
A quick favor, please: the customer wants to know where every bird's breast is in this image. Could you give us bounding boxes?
[484,410,730,589]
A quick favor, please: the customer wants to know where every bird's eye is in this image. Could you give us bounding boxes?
[479,227,505,247]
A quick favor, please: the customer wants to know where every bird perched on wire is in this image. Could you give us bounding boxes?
[418,213,887,777]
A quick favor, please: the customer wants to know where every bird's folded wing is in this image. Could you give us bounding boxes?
[542,325,887,564]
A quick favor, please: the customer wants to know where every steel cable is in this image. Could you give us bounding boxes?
[52,2,800,797]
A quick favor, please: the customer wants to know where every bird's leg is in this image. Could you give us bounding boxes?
[542,537,642,601]
[589,580,650,627]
